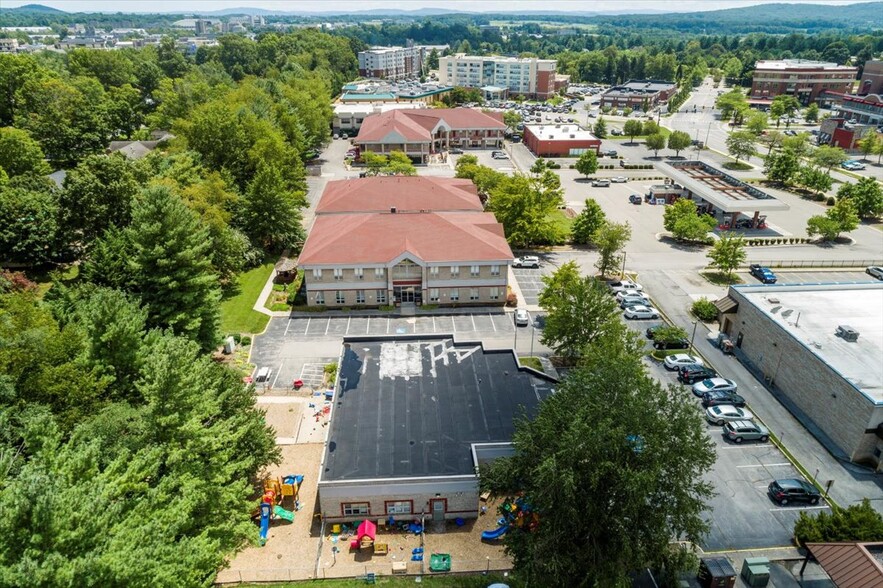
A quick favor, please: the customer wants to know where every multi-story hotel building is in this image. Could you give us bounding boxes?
[750,59,857,105]
[298,177,513,308]
[438,54,558,100]
[358,46,425,80]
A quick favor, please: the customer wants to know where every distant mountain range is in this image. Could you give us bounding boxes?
[5,3,65,12]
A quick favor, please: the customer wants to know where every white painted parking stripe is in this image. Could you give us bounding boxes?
[271,362,284,389]
[386,318,390,334]
[346,316,351,334]
[736,463,792,468]
[718,444,775,450]
[284,319,291,337]
[471,314,476,331]
[432,316,436,332]
[325,318,330,336]
[490,313,496,332]
[304,318,311,336]
[769,506,829,512]
[366,317,370,333]
[452,317,457,332]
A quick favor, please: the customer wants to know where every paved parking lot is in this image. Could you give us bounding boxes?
[738,269,880,286]
[512,267,546,305]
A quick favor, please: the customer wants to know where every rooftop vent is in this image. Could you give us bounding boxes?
[836,325,859,342]
[390,206,397,214]
[768,297,780,304]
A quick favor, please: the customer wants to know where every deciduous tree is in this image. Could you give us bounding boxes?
[707,233,747,280]
[593,221,632,277]
[0,126,49,177]
[807,198,859,242]
[811,145,847,172]
[664,198,716,241]
[646,132,666,157]
[667,130,692,157]
[571,198,606,245]
[837,177,883,219]
[574,149,598,178]
[726,131,756,163]
[240,164,306,251]
[623,119,643,143]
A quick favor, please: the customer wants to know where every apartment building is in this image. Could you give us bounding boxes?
[438,54,558,99]
[298,177,512,308]
[750,59,857,105]
[358,46,425,80]
[859,60,883,96]
[599,80,677,110]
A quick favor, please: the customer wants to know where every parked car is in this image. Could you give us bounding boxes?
[608,279,643,293]
[645,325,664,339]
[664,354,704,370]
[702,390,746,408]
[723,420,769,443]
[841,160,866,171]
[678,365,717,384]
[866,266,883,280]
[591,179,611,187]
[615,289,643,302]
[749,264,777,284]
[610,176,627,183]
[705,404,754,425]
[341,133,349,140]
[620,295,651,309]
[653,338,690,350]
[692,378,738,396]
[629,194,642,205]
[767,479,821,506]
[333,133,340,140]
[623,305,659,320]
[512,256,540,268]
[449,148,464,154]
[611,128,623,136]
[604,150,618,157]
[514,308,530,327]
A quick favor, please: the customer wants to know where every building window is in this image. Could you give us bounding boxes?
[429,288,439,302]
[490,287,500,300]
[333,268,343,281]
[376,289,387,304]
[430,266,439,277]
[336,291,345,304]
[450,265,460,277]
[470,265,480,277]
[312,268,323,280]
[470,288,480,301]
[356,290,365,304]
[491,265,500,276]
[354,267,363,280]
[375,267,384,279]
[450,289,459,301]
[315,291,325,305]
[385,501,412,515]
[342,502,370,517]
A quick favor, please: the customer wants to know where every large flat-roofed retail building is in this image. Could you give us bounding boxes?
[318,337,556,522]
[718,283,883,467]
[522,124,601,157]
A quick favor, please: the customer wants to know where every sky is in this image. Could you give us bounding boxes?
[1,0,871,13]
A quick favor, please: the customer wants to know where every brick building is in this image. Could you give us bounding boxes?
[358,46,425,80]
[522,124,601,157]
[599,80,677,110]
[717,283,883,468]
[859,60,883,96]
[438,54,558,100]
[819,92,883,150]
[750,59,857,105]
[298,177,513,308]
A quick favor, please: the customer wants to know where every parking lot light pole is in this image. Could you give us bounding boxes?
[530,324,535,357]
[690,320,699,353]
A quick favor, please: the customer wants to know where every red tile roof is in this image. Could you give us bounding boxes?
[807,543,883,588]
[355,108,506,144]
[298,212,513,265]
[316,177,483,214]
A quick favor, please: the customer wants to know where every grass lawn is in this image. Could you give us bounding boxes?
[606,126,672,141]
[519,356,543,371]
[239,574,521,588]
[547,209,574,238]
[219,260,275,336]
[700,271,744,287]
[23,264,79,298]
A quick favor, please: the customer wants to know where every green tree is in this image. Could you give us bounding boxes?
[837,177,883,219]
[481,328,715,586]
[812,145,847,172]
[487,171,563,247]
[707,233,747,281]
[593,221,632,277]
[664,198,716,241]
[798,165,833,195]
[807,198,860,242]
[537,261,620,359]
[0,182,58,265]
[726,131,757,163]
[593,116,608,139]
[794,499,883,545]
[240,164,306,251]
[571,198,606,245]
[384,151,417,176]
[574,149,598,178]
[641,120,660,136]
[760,130,784,156]
[426,48,440,70]
[804,102,820,124]
[765,148,801,185]
[127,186,220,350]
[361,151,388,176]
[667,131,691,157]
[782,133,812,157]
[646,132,666,157]
[857,132,879,162]
[715,88,748,122]
[0,127,50,177]
[654,325,689,346]
[623,119,643,143]
[503,110,522,132]
[745,111,769,136]
[771,95,800,127]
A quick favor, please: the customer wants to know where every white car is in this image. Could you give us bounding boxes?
[705,405,754,426]
[514,308,530,326]
[615,289,643,302]
[619,295,650,309]
[664,354,704,371]
[608,279,643,294]
[610,176,627,183]
[623,305,659,320]
[692,378,738,397]
[512,256,540,268]
[866,266,883,280]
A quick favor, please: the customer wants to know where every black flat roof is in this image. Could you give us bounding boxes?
[322,337,556,482]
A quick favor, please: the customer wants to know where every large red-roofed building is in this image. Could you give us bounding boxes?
[299,177,513,308]
[353,108,506,163]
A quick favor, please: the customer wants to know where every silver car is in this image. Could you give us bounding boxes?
[867,266,883,280]
[514,309,530,327]
[705,405,754,426]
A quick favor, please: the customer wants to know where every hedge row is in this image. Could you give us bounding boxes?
[744,237,812,246]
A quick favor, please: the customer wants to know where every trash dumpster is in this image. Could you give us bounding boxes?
[741,557,770,587]
[698,557,736,588]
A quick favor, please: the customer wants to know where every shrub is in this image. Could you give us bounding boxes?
[794,499,883,546]
[826,196,836,206]
[654,325,688,345]
[506,291,518,307]
[0,269,37,293]
[324,362,338,384]
[691,297,718,322]
[240,336,252,346]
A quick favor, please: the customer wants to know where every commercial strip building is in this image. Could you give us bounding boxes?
[333,103,426,134]
[599,79,677,110]
[358,45,425,80]
[522,124,601,157]
[749,59,858,105]
[298,177,513,308]
[318,336,556,522]
[819,92,883,150]
[661,161,789,228]
[339,80,452,105]
[438,54,560,100]
[716,282,883,468]
[353,108,506,162]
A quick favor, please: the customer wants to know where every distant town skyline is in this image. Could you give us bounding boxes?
[1,0,871,14]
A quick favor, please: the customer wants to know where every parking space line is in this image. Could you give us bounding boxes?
[452,318,457,332]
[325,319,330,336]
[490,314,496,332]
[346,316,351,334]
[736,463,791,468]
[432,316,436,332]
[271,362,284,389]
[304,318,311,336]
[366,317,370,333]
[386,318,390,334]
[719,445,775,450]
[769,506,829,512]
[284,319,291,337]
[471,314,476,331]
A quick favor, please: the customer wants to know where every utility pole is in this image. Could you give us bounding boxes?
[620,251,627,278]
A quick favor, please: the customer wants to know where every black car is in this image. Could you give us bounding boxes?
[678,365,717,384]
[768,479,821,506]
[645,325,664,339]
[629,194,642,205]
[702,390,746,408]
[653,338,690,350]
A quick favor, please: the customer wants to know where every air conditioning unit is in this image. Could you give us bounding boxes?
[836,325,859,342]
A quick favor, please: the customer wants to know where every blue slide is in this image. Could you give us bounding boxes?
[481,525,509,541]
[259,503,271,546]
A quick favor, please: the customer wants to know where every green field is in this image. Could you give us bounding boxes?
[219,260,275,336]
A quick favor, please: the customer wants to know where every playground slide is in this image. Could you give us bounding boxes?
[259,505,271,545]
[273,505,295,522]
[481,525,508,541]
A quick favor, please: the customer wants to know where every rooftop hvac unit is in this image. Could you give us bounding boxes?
[835,325,859,342]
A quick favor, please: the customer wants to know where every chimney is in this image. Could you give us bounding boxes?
[390,206,397,213]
